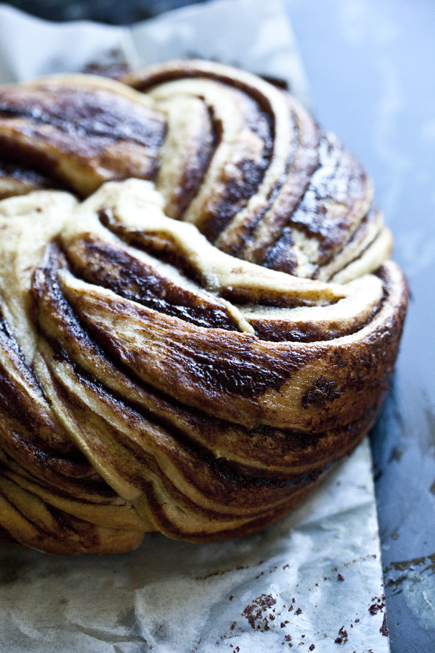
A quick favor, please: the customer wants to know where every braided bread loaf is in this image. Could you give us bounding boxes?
[0,61,407,554]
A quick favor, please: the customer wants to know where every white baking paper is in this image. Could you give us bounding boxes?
[0,0,389,651]
[0,0,310,106]
[0,439,388,652]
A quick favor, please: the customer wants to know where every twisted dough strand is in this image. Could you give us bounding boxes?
[0,61,408,553]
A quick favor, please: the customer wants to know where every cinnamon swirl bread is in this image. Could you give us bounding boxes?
[0,61,408,554]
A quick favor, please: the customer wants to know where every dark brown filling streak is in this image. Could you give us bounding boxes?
[0,89,164,148]
[239,101,321,267]
[167,102,218,220]
[200,104,275,244]
[0,295,118,498]
[213,114,317,260]
[246,305,382,343]
[45,356,337,506]
[0,470,61,540]
[71,292,308,399]
[0,468,109,548]
[314,203,382,281]
[136,466,336,542]
[126,65,284,119]
[128,68,307,251]
[98,211,327,311]
[263,133,368,274]
[129,67,332,255]
[29,247,384,492]
[95,213,382,341]
[99,208,206,287]
[210,131,299,258]
[32,263,339,473]
[0,135,75,195]
[247,274,387,343]
[63,236,242,332]
[0,411,117,500]
[0,87,167,196]
[0,400,116,503]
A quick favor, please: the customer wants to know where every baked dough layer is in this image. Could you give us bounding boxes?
[0,62,408,554]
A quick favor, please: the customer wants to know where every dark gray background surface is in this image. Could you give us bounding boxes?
[1,0,434,650]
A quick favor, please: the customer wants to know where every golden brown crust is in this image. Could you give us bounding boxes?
[0,75,166,198]
[0,62,408,554]
[123,60,377,280]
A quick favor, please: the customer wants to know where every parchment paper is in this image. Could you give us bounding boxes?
[0,0,389,650]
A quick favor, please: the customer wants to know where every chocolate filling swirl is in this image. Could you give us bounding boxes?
[0,62,408,554]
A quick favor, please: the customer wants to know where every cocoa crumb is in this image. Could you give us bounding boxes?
[229,595,234,601]
[309,646,315,651]
[242,593,277,630]
[368,601,384,615]
[230,622,237,630]
[337,574,345,582]
[335,626,348,644]
[380,613,389,636]
[303,378,341,408]
[295,608,302,615]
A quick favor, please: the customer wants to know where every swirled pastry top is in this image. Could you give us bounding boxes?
[0,61,389,284]
[0,61,408,554]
